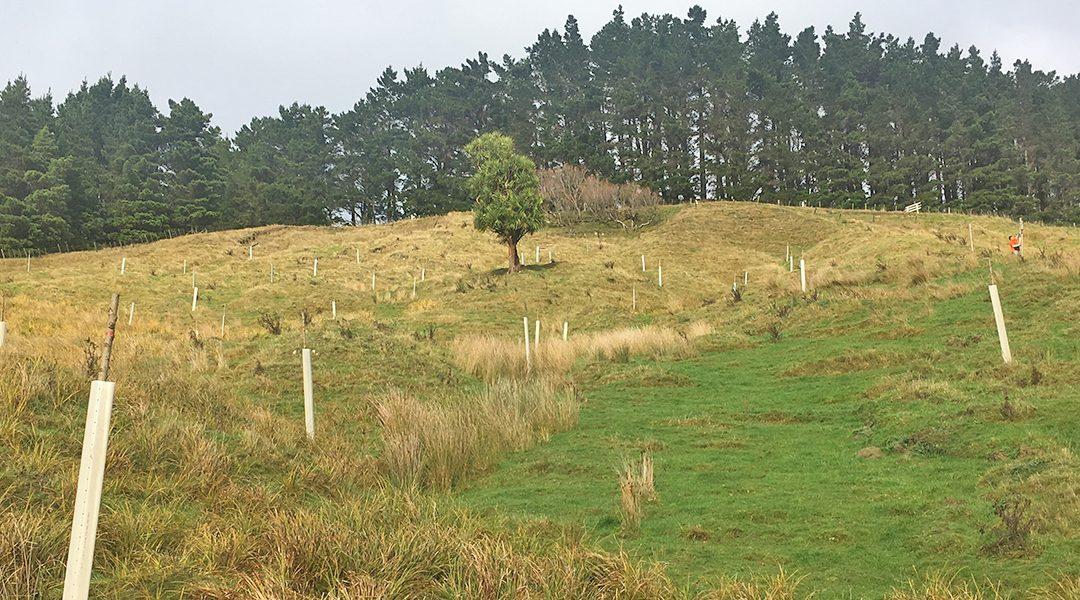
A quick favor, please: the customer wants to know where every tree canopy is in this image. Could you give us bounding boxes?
[1,8,1077,253]
[466,133,543,271]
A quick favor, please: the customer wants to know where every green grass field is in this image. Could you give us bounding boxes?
[1,203,1077,598]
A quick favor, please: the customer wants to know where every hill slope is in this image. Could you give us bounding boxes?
[1,203,1078,598]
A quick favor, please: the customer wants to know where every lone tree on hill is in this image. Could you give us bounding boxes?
[465,132,543,273]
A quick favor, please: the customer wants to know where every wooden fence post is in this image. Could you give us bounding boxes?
[988,284,1013,364]
[62,294,119,600]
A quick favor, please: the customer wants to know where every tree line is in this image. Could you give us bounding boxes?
[2,7,1078,252]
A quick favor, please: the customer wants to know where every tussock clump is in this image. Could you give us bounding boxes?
[864,374,965,404]
[375,379,578,489]
[783,348,909,377]
[887,572,1003,600]
[452,325,689,381]
[980,446,1079,537]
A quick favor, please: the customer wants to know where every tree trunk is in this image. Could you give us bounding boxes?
[507,239,521,273]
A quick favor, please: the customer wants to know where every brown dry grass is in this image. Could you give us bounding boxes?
[375,378,578,489]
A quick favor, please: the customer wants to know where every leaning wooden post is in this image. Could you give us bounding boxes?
[302,348,315,440]
[191,287,199,311]
[988,284,1013,364]
[562,321,568,341]
[523,316,531,373]
[62,293,120,600]
[799,259,807,293]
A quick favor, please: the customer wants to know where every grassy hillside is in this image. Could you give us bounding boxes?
[1,203,1077,598]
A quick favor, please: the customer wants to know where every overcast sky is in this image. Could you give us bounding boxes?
[3,1,1078,134]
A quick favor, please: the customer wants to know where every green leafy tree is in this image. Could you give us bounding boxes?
[465,132,543,272]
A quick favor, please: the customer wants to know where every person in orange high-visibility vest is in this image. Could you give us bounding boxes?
[1009,233,1022,255]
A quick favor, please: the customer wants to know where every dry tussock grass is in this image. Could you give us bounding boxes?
[452,324,690,381]
[886,572,1003,600]
[375,379,578,489]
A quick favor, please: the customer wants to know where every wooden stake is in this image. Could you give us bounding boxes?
[191,287,199,311]
[127,302,134,326]
[183,259,187,274]
[371,271,376,292]
[799,259,807,293]
[658,261,663,288]
[248,245,253,260]
[641,255,646,272]
[562,321,568,341]
[535,245,540,264]
[302,348,315,439]
[789,255,794,273]
[988,284,1012,364]
[331,300,337,320]
[411,277,417,299]
[968,223,974,252]
[27,251,31,272]
[535,318,540,349]
[270,263,275,283]
[632,284,637,311]
[99,294,119,381]
[548,249,553,263]
[120,257,126,275]
[523,316,531,373]
[421,267,425,282]
[743,271,748,286]
[220,312,226,337]
[312,257,318,277]
[355,247,360,264]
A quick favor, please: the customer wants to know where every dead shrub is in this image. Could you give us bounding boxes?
[539,165,661,228]
[257,311,282,335]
